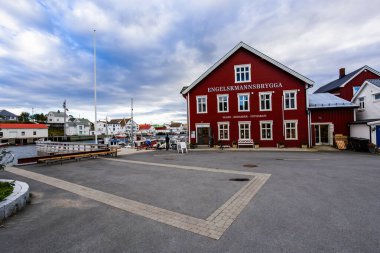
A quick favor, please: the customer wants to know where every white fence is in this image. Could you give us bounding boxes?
[36,141,108,154]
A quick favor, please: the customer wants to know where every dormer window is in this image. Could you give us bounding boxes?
[234,64,251,83]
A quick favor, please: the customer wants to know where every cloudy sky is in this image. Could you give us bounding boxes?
[1,0,379,124]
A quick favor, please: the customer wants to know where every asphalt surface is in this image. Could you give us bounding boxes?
[1,150,379,253]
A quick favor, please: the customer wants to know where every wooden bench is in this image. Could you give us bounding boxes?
[237,139,254,148]
[38,150,117,165]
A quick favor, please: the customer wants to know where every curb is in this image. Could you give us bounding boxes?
[0,179,30,221]
[188,148,319,152]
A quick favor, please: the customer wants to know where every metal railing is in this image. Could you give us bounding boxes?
[36,141,108,154]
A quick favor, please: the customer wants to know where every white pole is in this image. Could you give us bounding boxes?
[131,98,134,148]
[94,29,98,144]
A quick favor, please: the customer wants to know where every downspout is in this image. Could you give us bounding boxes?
[368,124,372,143]
[282,94,285,138]
[306,84,311,148]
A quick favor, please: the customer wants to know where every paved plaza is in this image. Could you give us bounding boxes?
[1,150,379,252]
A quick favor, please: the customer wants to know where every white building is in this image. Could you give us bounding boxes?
[47,111,66,124]
[95,120,113,135]
[0,123,48,144]
[350,79,380,147]
[0,110,18,121]
[168,122,185,134]
[65,118,91,136]
[107,118,138,136]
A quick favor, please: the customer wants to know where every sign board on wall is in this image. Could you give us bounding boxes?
[191,131,195,138]
[207,82,283,93]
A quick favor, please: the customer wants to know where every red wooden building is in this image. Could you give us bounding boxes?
[180,42,314,147]
[180,42,360,148]
[308,93,357,146]
[315,66,380,101]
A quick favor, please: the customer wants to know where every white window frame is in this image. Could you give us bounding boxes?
[353,86,360,95]
[283,90,297,110]
[358,97,365,110]
[196,95,208,114]
[234,64,251,83]
[260,121,273,140]
[217,122,230,141]
[374,93,380,102]
[259,92,272,111]
[237,93,250,112]
[284,120,298,140]
[238,121,251,140]
[217,94,229,113]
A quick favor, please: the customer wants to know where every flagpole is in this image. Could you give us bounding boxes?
[93,29,98,144]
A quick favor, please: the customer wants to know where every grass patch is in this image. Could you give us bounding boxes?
[0,181,14,202]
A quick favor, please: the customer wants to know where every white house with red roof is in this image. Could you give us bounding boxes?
[0,123,48,144]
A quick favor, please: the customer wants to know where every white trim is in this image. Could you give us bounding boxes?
[284,120,298,140]
[283,90,298,110]
[238,121,251,140]
[312,123,333,146]
[195,123,210,144]
[181,42,314,94]
[358,96,365,111]
[259,92,272,111]
[217,94,229,113]
[234,64,251,83]
[352,80,380,102]
[187,92,191,141]
[237,93,250,112]
[374,92,380,102]
[195,123,210,128]
[260,120,273,141]
[340,66,380,88]
[196,95,208,114]
[217,121,230,141]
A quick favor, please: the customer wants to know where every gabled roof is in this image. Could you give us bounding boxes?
[367,79,380,88]
[170,122,182,127]
[0,123,48,129]
[49,111,66,117]
[75,118,91,126]
[0,110,17,117]
[181,41,314,95]
[139,124,152,130]
[351,79,380,102]
[108,118,131,124]
[308,93,358,109]
[315,66,380,93]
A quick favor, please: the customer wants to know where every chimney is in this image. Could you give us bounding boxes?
[339,68,345,78]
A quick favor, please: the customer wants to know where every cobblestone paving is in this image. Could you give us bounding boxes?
[7,160,270,240]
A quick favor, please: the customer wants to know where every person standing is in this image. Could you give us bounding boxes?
[165,134,170,151]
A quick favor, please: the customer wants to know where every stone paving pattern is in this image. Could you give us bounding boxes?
[7,159,270,240]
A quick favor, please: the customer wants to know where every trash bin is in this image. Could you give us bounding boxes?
[349,137,369,152]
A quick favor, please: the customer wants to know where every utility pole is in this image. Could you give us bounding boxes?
[93,29,98,144]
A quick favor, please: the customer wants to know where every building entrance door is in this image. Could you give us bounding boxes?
[376,126,380,148]
[197,127,209,145]
[315,124,329,145]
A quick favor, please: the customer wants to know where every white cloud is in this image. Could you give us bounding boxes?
[1,0,380,124]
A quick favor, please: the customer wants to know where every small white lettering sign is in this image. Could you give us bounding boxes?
[207,82,283,93]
